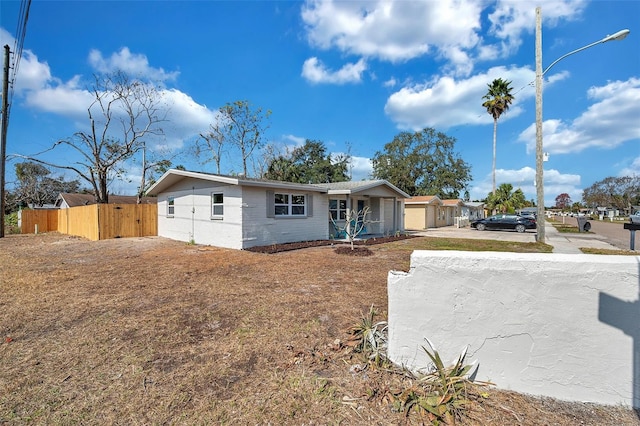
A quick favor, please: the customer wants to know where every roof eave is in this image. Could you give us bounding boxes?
[146,169,328,195]
[238,179,327,193]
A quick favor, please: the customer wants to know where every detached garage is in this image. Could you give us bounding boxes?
[404,195,443,230]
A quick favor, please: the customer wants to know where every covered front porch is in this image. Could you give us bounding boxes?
[320,180,409,239]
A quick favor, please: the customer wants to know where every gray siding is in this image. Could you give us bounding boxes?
[241,186,328,248]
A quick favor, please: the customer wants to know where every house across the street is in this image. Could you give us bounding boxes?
[405,196,484,229]
[146,169,409,249]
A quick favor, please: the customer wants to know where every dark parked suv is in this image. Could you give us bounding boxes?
[471,214,536,233]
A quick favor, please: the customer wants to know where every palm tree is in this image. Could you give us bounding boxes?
[482,78,514,195]
[485,183,526,213]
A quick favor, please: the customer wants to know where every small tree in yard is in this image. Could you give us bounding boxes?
[331,206,371,250]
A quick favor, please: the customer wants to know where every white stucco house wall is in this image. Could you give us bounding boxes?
[146,169,408,249]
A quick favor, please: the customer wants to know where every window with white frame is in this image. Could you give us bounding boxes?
[329,199,347,220]
[274,193,306,216]
[167,196,175,216]
[211,192,223,218]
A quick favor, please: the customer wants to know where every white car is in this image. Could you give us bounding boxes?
[630,213,640,224]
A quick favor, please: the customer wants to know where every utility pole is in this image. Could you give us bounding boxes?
[0,45,11,238]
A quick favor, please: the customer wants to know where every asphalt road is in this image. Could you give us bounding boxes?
[551,216,634,250]
[580,218,634,250]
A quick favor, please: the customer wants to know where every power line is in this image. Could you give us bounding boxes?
[7,0,32,122]
[1,0,32,237]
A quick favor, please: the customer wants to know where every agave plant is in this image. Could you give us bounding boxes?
[394,338,491,425]
[348,305,388,365]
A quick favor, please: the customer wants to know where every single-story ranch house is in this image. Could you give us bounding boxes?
[146,169,409,249]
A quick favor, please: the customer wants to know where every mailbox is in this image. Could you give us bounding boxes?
[623,222,640,250]
[576,216,591,232]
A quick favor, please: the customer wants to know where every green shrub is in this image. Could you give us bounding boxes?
[4,212,20,234]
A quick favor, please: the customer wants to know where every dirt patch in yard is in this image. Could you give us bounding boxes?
[1,233,638,425]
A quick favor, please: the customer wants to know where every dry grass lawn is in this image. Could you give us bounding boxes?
[1,233,638,425]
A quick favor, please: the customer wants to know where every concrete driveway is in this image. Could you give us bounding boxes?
[410,225,537,242]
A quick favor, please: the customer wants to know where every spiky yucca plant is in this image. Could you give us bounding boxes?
[348,305,388,365]
[394,339,491,425]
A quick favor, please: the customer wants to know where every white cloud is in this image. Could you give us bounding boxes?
[487,0,588,57]
[301,57,367,84]
[384,65,533,130]
[618,157,640,178]
[1,28,54,95]
[0,28,14,50]
[88,48,179,82]
[25,78,218,151]
[282,134,307,146]
[301,0,482,64]
[383,77,397,88]
[0,35,218,152]
[24,75,93,118]
[11,50,53,93]
[349,155,373,181]
[158,89,219,149]
[518,78,640,155]
[299,0,586,77]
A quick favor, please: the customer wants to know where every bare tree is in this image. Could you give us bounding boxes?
[218,100,271,177]
[136,141,172,203]
[254,142,286,179]
[194,124,226,174]
[15,72,165,203]
[331,206,371,250]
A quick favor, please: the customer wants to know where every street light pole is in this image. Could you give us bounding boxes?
[535,8,544,243]
[534,6,629,243]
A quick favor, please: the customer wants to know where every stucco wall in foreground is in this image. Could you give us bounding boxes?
[387,251,639,408]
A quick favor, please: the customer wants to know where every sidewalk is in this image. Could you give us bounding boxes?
[544,223,580,253]
[544,222,620,254]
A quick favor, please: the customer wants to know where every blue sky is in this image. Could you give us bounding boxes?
[1,0,638,205]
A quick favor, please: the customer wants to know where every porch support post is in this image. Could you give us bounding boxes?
[393,197,398,233]
[346,194,351,235]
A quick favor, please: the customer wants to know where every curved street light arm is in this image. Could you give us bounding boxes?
[534,6,629,244]
[542,29,630,76]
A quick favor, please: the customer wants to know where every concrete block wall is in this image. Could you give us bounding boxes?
[387,251,639,408]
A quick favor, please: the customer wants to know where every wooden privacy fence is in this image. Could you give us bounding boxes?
[20,204,157,241]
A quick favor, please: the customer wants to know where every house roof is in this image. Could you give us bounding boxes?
[146,169,329,195]
[405,195,442,205]
[146,169,410,198]
[56,193,157,207]
[463,201,484,208]
[442,198,464,206]
[313,180,410,198]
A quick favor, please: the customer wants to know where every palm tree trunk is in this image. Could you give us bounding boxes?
[492,118,498,195]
